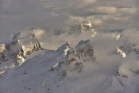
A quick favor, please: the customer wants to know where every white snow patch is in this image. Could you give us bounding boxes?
[117,47,126,58]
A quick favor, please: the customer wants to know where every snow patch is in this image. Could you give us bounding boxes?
[117,47,126,58]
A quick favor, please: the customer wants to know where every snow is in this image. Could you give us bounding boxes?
[0,44,5,52]
[117,47,126,58]
[1,27,139,93]
[116,34,121,40]
[54,21,96,37]
[0,71,5,77]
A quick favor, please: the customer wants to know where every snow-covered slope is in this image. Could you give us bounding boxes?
[1,28,139,93]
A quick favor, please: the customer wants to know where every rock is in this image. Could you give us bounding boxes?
[0,33,43,65]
